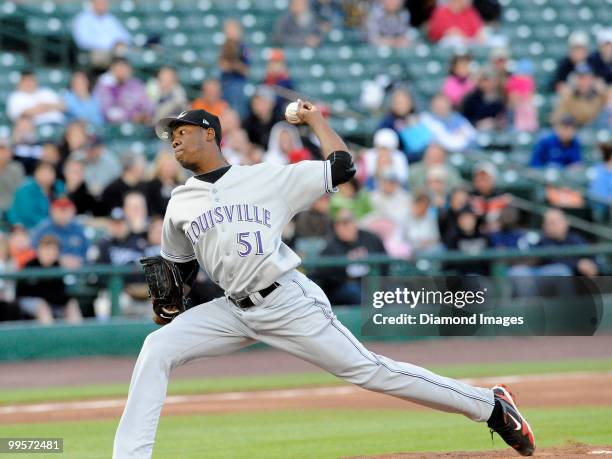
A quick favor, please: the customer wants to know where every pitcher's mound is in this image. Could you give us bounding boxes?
[347,443,612,458]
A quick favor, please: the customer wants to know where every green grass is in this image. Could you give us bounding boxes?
[2,358,610,405]
[2,406,611,459]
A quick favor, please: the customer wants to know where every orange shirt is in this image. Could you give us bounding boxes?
[191,99,228,117]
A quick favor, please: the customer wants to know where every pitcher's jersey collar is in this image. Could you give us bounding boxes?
[194,165,232,184]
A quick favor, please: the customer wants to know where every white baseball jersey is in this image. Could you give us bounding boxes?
[160,160,335,297]
[116,158,497,459]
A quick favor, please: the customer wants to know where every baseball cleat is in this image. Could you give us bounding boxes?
[487,384,536,456]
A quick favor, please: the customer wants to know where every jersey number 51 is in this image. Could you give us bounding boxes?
[237,231,264,256]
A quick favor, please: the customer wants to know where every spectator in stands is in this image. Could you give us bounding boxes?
[369,169,411,224]
[313,0,345,32]
[444,206,490,274]
[552,63,607,127]
[89,207,149,315]
[588,28,612,84]
[329,177,373,220]
[123,191,148,238]
[473,0,502,23]
[597,84,612,128]
[425,165,452,210]
[265,122,311,165]
[315,209,387,305]
[31,198,89,269]
[219,20,250,119]
[8,161,64,229]
[262,50,295,114]
[220,108,242,140]
[442,52,476,108]
[143,152,183,217]
[294,195,332,241]
[8,225,36,270]
[100,151,146,215]
[11,116,43,175]
[408,143,462,192]
[220,109,246,163]
[438,186,471,247]
[146,66,188,121]
[40,143,62,173]
[552,31,590,91]
[223,129,253,165]
[343,0,371,28]
[404,0,436,27]
[530,115,582,168]
[589,142,612,219]
[360,128,409,189]
[241,142,265,166]
[91,208,147,268]
[16,234,82,324]
[58,121,89,165]
[0,234,20,322]
[72,0,131,70]
[7,71,65,126]
[63,71,103,127]
[378,86,426,161]
[421,93,476,153]
[510,209,598,277]
[94,57,153,124]
[71,137,121,198]
[404,191,443,256]
[191,79,228,117]
[461,67,507,130]
[488,206,527,250]
[427,0,484,46]
[489,46,512,93]
[506,59,538,132]
[470,162,511,230]
[63,159,98,216]
[272,0,321,47]
[144,216,163,257]
[366,0,412,48]
[0,138,25,217]
[243,86,282,149]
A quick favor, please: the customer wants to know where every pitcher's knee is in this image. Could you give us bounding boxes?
[140,329,177,369]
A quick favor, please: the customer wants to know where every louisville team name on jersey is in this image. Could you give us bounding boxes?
[186,204,272,246]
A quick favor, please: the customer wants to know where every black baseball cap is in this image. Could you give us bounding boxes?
[155,109,222,146]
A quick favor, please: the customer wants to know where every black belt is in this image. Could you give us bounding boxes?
[229,282,281,309]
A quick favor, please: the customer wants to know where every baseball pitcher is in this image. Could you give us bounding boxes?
[113,102,535,458]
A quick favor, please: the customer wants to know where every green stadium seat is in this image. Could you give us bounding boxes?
[26,17,70,36]
[36,69,70,89]
[0,52,25,70]
[0,1,18,18]
[178,66,207,87]
[36,124,64,143]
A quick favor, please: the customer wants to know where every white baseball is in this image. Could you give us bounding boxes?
[285,101,301,124]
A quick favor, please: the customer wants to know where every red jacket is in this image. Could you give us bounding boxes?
[428,6,483,42]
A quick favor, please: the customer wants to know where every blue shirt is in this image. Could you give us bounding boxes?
[529,132,582,168]
[63,91,104,127]
[32,218,90,260]
[588,164,612,202]
[72,10,131,51]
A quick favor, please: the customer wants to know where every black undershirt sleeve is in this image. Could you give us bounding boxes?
[328,151,356,187]
[176,259,199,288]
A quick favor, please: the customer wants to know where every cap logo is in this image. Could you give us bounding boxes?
[202,119,210,126]
[178,111,188,119]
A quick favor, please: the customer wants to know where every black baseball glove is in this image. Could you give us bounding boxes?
[140,256,190,325]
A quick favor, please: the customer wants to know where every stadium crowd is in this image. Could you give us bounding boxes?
[0,0,610,322]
